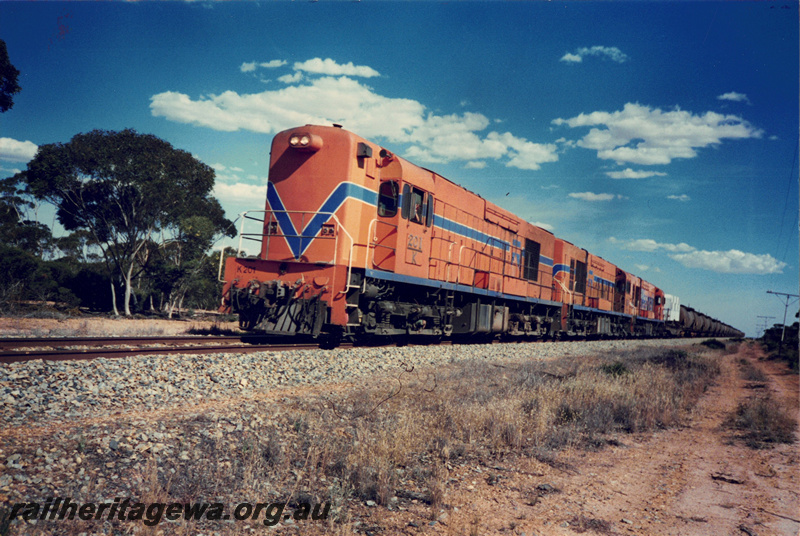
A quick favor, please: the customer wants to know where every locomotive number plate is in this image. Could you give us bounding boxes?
[407,234,423,265]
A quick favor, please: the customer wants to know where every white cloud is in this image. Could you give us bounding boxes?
[214,182,267,203]
[531,221,554,231]
[0,166,22,176]
[614,238,695,253]
[210,163,250,184]
[568,192,618,202]
[487,131,559,170]
[667,194,690,202]
[638,265,663,273]
[293,58,380,78]
[553,103,763,165]
[606,168,667,179]
[717,91,750,104]
[560,53,583,63]
[561,46,628,64]
[278,72,303,84]
[610,237,784,274]
[260,60,287,69]
[151,64,559,170]
[403,112,508,163]
[670,249,786,274]
[465,161,487,169]
[0,137,38,162]
[241,59,287,73]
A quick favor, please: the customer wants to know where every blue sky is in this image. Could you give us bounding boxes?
[1,2,797,336]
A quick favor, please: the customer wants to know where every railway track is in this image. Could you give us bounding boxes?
[0,333,712,364]
[0,335,336,363]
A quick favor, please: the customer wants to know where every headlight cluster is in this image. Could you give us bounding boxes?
[288,133,323,151]
[289,135,310,147]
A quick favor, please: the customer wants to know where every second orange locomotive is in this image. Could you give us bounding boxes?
[221,124,671,345]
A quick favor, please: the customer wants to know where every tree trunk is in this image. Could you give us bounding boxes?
[166,290,176,319]
[123,261,135,316]
[110,280,119,316]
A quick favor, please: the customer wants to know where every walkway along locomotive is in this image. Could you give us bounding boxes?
[219,125,743,345]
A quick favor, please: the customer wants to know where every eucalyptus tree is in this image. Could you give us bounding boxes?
[22,129,234,315]
[0,39,21,113]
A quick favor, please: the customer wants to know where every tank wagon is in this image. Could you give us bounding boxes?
[220,125,742,345]
[671,300,743,338]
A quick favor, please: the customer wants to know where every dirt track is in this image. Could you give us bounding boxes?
[400,343,799,536]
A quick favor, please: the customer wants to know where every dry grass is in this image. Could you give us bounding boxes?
[6,344,722,535]
[165,345,717,528]
[725,344,796,449]
[155,345,718,532]
[700,339,727,350]
[738,358,769,383]
[725,395,797,449]
[567,514,618,534]
[0,316,240,338]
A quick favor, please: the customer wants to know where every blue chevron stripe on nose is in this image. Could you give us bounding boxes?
[266,181,378,259]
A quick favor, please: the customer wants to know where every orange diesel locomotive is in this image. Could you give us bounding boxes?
[220,125,737,345]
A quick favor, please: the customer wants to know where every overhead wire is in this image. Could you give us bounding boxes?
[775,139,798,264]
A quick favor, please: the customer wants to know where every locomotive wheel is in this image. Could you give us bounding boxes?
[318,329,342,349]
[239,313,259,331]
[239,311,262,331]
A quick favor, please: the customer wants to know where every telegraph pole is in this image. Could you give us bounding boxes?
[766,290,799,357]
[757,315,775,338]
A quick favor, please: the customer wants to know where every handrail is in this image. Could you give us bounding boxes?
[456,245,467,285]
[553,275,573,305]
[217,246,227,283]
[443,241,457,283]
[236,211,248,255]
[228,209,356,298]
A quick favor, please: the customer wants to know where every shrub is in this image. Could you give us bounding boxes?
[701,339,726,350]
[599,361,629,377]
[725,396,797,449]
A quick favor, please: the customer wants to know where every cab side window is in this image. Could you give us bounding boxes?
[401,184,430,225]
[573,260,587,294]
[523,239,540,281]
[409,189,424,223]
[378,181,398,217]
[425,195,434,227]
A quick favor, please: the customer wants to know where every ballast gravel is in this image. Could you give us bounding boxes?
[2,338,704,427]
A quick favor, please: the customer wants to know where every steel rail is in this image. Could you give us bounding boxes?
[0,336,355,364]
[0,335,245,351]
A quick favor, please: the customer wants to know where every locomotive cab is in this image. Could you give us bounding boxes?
[221,125,383,339]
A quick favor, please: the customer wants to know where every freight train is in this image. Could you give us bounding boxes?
[220,125,743,346]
